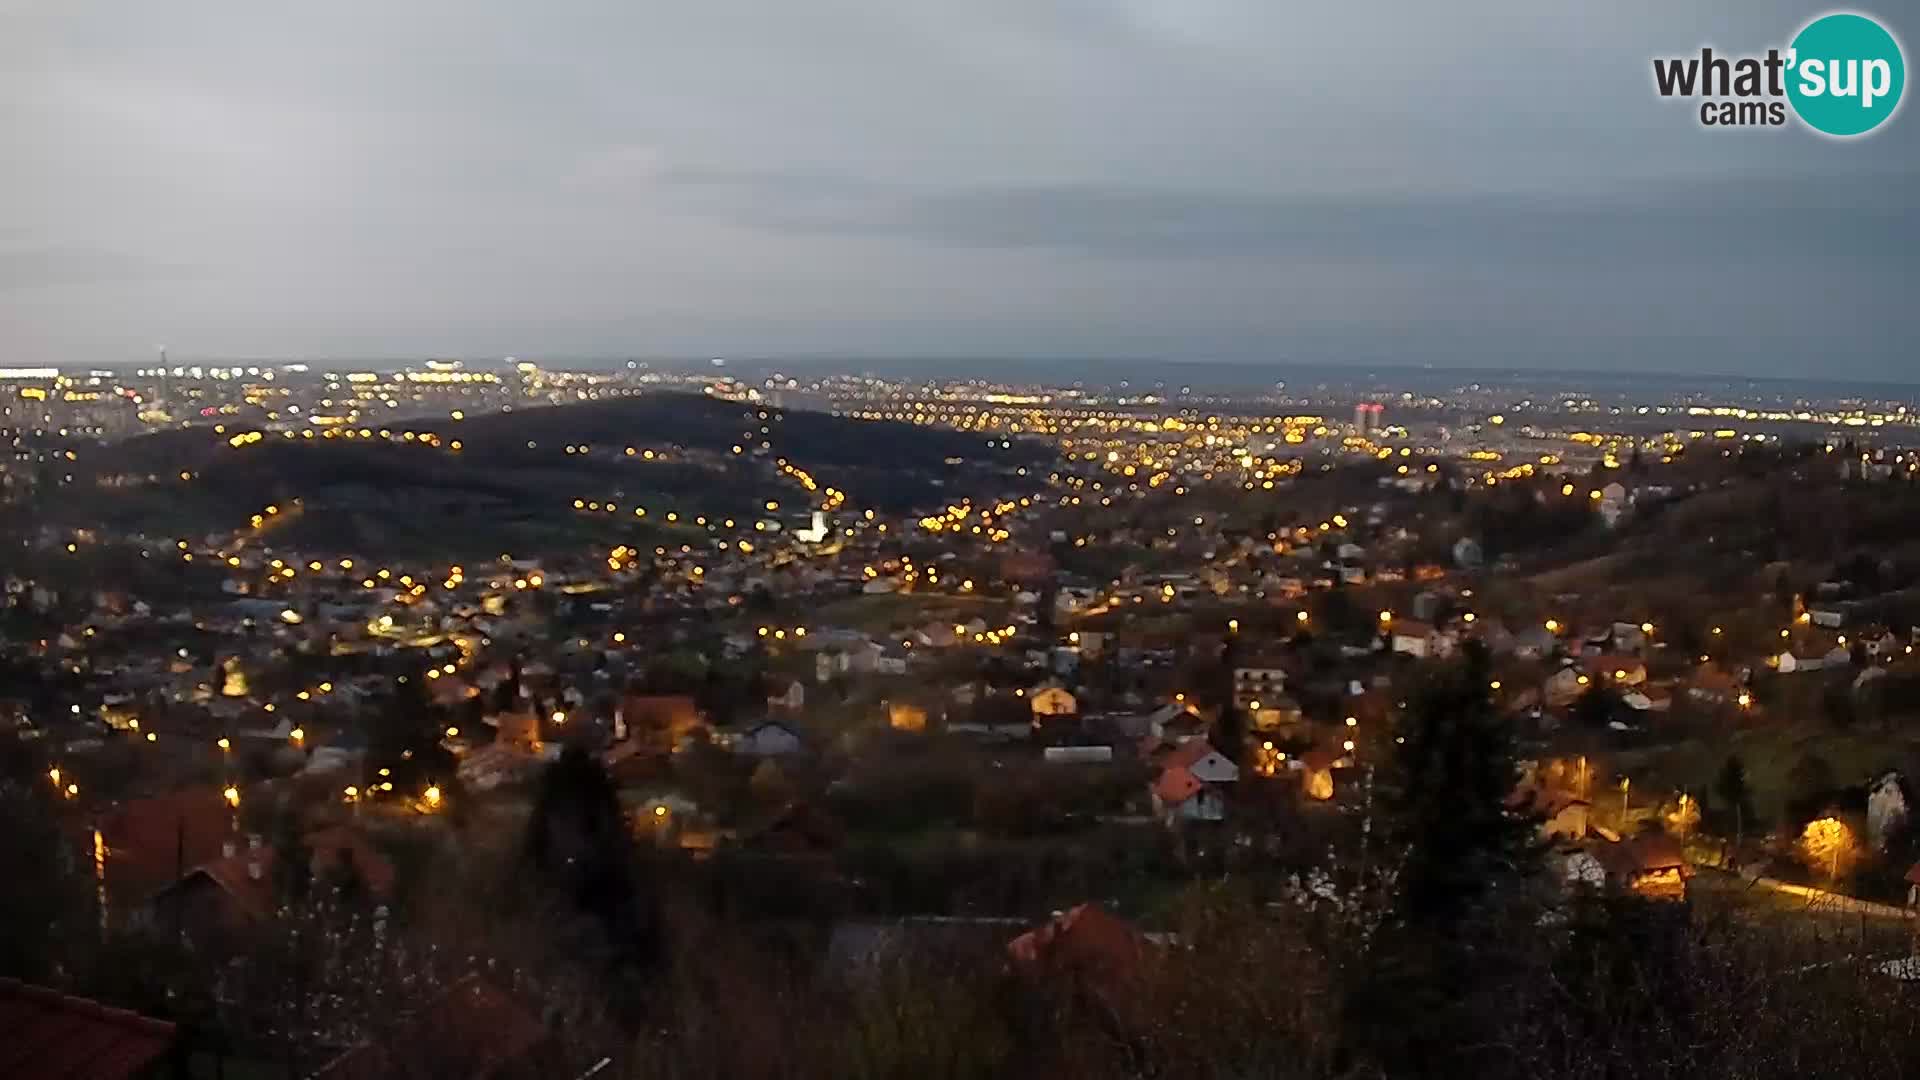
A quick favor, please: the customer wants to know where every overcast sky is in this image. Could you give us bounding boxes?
[3,2,1915,379]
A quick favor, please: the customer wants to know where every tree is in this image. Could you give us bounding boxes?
[1785,753,1837,830]
[1211,707,1248,769]
[0,785,93,981]
[1798,817,1858,886]
[524,747,659,967]
[1380,643,1542,929]
[1572,685,1623,730]
[1664,793,1701,842]
[1714,755,1751,850]
[270,807,313,905]
[368,667,455,794]
[1347,643,1544,1074]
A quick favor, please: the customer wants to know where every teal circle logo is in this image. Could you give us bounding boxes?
[1787,13,1905,136]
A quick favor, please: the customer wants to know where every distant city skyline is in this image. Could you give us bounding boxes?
[62,354,1920,402]
[4,2,1915,378]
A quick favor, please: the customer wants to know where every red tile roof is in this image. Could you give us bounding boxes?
[1161,739,1220,773]
[0,977,177,1080]
[158,827,397,924]
[304,826,397,898]
[98,787,235,901]
[1152,766,1204,805]
[1160,710,1210,736]
[1006,904,1147,991]
[1590,834,1689,878]
[182,850,278,921]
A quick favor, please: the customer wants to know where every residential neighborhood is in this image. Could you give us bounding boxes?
[8,360,1920,1077]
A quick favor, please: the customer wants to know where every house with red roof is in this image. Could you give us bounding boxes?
[1588,834,1689,900]
[1150,766,1225,823]
[0,977,179,1080]
[1685,663,1742,706]
[144,827,395,941]
[1508,784,1592,842]
[1160,739,1240,785]
[1006,904,1148,1006]
[96,787,236,916]
[1390,619,1444,658]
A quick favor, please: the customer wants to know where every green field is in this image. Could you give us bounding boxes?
[1614,722,1920,824]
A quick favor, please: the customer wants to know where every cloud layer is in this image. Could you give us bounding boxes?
[3,1,1914,378]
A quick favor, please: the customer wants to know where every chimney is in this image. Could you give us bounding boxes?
[221,839,238,859]
[247,859,264,881]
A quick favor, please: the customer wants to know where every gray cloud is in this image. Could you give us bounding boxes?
[1,1,1915,378]
[655,171,1919,264]
[0,247,183,291]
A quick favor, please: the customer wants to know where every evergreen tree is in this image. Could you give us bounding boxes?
[1572,684,1622,730]
[1713,754,1751,850]
[1345,642,1543,1074]
[369,668,454,792]
[1380,642,1541,929]
[269,807,312,906]
[1784,753,1836,831]
[524,747,659,967]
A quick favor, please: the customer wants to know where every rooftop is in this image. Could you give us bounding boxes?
[0,977,177,1080]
